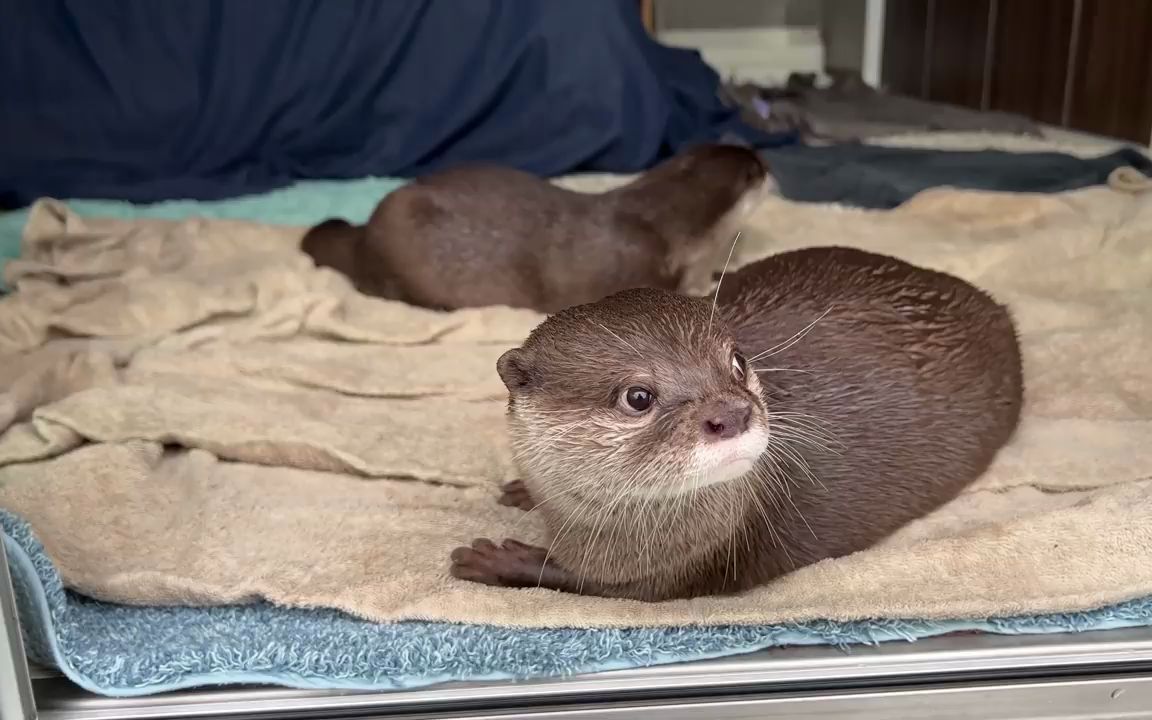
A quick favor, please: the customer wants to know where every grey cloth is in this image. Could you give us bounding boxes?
[760,144,1152,209]
[725,72,1041,142]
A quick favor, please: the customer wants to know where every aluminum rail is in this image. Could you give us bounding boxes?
[0,545,35,720]
[31,627,1152,720]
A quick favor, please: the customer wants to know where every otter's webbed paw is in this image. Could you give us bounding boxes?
[449,538,561,589]
[497,480,537,511]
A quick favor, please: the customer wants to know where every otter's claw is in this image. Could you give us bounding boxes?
[449,538,551,588]
[497,480,537,511]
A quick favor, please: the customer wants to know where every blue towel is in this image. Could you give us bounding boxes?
[4,510,1152,697]
[0,177,406,291]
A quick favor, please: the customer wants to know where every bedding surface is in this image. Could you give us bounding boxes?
[2,182,1151,628]
[3,134,1148,290]
[2,172,1152,691]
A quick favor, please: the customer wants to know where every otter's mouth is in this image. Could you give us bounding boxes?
[689,428,770,491]
[718,456,757,473]
[697,453,760,488]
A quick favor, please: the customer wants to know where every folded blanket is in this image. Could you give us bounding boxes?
[2,180,1151,635]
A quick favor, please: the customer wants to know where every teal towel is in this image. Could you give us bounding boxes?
[0,178,406,290]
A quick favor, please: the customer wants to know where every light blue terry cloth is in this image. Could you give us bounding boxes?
[4,511,1152,698]
[0,177,406,291]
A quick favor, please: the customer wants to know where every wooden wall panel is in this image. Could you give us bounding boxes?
[925,0,991,109]
[1067,0,1152,142]
[638,0,655,33]
[881,0,930,97]
[881,0,1152,142]
[987,0,1076,125]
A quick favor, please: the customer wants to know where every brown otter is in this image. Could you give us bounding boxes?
[300,144,771,312]
[450,246,1023,601]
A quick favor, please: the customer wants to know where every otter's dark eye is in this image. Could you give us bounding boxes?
[621,386,655,413]
[731,352,748,382]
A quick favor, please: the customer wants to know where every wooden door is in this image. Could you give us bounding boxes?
[881,0,1152,143]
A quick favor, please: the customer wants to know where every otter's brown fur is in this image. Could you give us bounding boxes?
[450,246,1023,601]
[300,144,770,313]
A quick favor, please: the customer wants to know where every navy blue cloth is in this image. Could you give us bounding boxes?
[762,145,1152,209]
[0,0,790,208]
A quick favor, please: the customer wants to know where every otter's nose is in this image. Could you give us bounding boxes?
[700,401,752,441]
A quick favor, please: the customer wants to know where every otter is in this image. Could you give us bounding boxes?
[300,144,771,313]
[450,246,1023,601]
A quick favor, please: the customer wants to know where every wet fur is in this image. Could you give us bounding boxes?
[300,145,770,312]
[452,247,1024,601]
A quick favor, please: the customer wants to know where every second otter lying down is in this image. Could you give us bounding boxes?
[301,144,770,313]
[451,246,1023,601]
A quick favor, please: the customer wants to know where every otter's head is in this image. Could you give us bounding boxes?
[496,288,770,504]
[654,142,767,179]
[642,144,776,243]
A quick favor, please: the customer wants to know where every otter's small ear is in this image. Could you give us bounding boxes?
[497,348,533,392]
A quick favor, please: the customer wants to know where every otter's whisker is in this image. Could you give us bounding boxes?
[747,305,834,362]
[767,410,837,427]
[637,466,668,584]
[767,417,840,444]
[742,470,794,569]
[543,420,594,443]
[753,367,815,375]
[772,427,842,454]
[576,465,647,592]
[767,417,835,438]
[539,481,606,589]
[595,323,643,360]
[707,230,742,334]
[511,481,597,528]
[524,407,605,415]
[769,409,836,422]
[614,461,664,586]
[723,489,736,589]
[774,442,828,494]
[767,411,840,437]
[769,422,844,456]
[760,438,826,530]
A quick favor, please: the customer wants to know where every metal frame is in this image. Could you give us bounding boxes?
[0,544,36,720]
[33,675,1152,720]
[862,0,887,87]
[26,626,1152,720]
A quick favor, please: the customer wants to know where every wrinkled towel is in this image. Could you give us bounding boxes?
[1,185,1152,629]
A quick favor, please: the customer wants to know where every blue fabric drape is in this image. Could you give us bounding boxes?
[0,0,792,207]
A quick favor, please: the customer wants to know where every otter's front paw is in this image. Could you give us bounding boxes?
[497,480,537,511]
[449,538,549,588]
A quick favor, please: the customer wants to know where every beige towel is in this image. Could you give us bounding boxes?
[1,185,1151,629]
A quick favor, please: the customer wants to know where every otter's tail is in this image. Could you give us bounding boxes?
[300,218,365,281]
